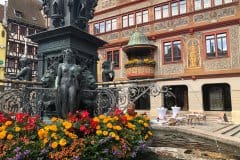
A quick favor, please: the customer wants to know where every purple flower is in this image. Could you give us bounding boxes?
[74,156,80,160]
[40,148,49,154]
[13,147,21,153]
[130,151,137,158]
[102,149,109,154]
[24,150,30,156]
[112,150,122,156]
[99,138,105,144]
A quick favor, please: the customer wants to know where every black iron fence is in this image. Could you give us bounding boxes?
[0,77,177,116]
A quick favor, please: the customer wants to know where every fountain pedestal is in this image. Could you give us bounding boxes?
[29,25,106,80]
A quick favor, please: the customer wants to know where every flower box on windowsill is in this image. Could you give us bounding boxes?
[125,63,155,80]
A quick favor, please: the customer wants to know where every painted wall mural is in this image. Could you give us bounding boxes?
[187,38,201,68]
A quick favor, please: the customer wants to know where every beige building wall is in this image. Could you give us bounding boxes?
[149,77,240,122]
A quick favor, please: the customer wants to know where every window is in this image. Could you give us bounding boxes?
[94,18,118,34]
[28,28,35,35]
[224,0,232,3]
[32,17,37,21]
[20,26,26,35]
[106,20,111,32]
[194,0,232,10]
[33,62,38,71]
[154,7,161,20]
[204,0,212,8]
[99,22,105,33]
[205,31,228,58]
[28,46,34,55]
[202,84,231,111]
[142,10,149,23]
[163,40,182,63]
[122,10,148,28]
[136,12,142,24]
[180,0,187,14]
[7,58,15,68]
[128,14,134,26]
[122,15,128,28]
[163,85,188,111]
[171,2,178,16]
[9,42,17,52]
[214,0,223,5]
[19,44,25,54]
[162,5,169,18]
[155,1,186,19]
[106,50,120,69]
[194,0,202,10]
[1,31,5,38]
[11,23,18,33]
[15,10,23,18]
[94,23,100,34]
[112,19,117,30]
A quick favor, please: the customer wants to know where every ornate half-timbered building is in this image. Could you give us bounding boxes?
[89,0,240,122]
[5,0,46,79]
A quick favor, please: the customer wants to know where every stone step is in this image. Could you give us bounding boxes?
[232,131,240,138]
[213,124,237,134]
[223,125,240,136]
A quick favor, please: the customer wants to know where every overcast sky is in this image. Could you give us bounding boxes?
[0,0,7,5]
[0,0,43,5]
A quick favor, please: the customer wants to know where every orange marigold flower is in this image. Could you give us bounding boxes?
[5,121,12,126]
[96,130,102,135]
[148,131,153,136]
[103,131,108,136]
[93,117,100,122]
[49,125,58,132]
[7,134,13,140]
[43,138,49,145]
[115,135,120,141]
[0,130,7,139]
[51,117,58,122]
[144,134,149,140]
[107,123,113,129]
[115,125,122,131]
[143,122,149,128]
[59,138,67,146]
[51,141,58,149]
[109,132,116,138]
[99,114,105,120]
[103,118,109,123]
[63,121,72,129]
[96,125,101,130]
[15,126,21,132]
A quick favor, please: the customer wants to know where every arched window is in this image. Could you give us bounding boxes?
[1,31,5,38]
[202,83,231,111]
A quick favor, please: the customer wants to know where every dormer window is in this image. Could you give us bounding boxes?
[32,17,37,21]
[14,10,23,18]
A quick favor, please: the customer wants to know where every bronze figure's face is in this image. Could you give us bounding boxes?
[63,49,74,63]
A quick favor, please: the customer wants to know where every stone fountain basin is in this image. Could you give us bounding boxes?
[150,126,240,158]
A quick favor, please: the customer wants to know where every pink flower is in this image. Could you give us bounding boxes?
[15,113,25,122]
[0,113,6,123]
[114,108,122,116]
[81,111,89,119]
[80,125,86,132]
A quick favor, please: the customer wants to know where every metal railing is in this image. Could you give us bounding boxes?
[0,77,178,116]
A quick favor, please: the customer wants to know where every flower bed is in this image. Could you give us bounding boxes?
[0,109,152,160]
[125,58,155,80]
[125,58,156,68]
